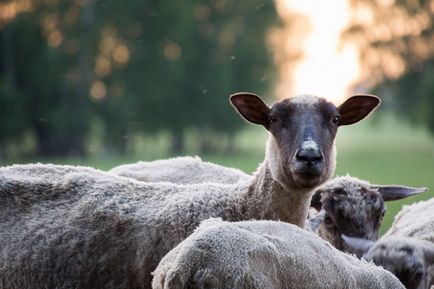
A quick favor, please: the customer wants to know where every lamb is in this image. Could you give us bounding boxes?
[308,175,427,255]
[0,92,380,288]
[342,197,434,289]
[152,218,405,289]
[109,156,250,184]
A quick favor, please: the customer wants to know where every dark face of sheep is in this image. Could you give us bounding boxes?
[230,93,380,190]
[316,185,386,254]
[362,238,434,289]
[311,178,427,256]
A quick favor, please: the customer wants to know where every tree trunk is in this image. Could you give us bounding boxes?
[170,130,184,154]
[2,25,16,93]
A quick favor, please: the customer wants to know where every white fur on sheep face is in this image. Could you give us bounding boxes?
[230,93,380,191]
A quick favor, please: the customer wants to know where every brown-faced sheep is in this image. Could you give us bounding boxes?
[0,92,379,288]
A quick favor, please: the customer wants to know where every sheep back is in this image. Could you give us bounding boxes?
[109,156,250,184]
[152,219,404,289]
[0,164,243,289]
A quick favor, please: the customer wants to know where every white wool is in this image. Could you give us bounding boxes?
[384,198,434,241]
[152,219,404,289]
[0,155,316,288]
[364,198,434,289]
[109,156,251,185]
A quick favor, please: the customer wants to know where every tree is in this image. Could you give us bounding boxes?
[344,0,434,135]
[0,0,280,157]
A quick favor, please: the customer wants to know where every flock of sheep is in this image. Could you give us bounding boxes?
[0,92,431,289]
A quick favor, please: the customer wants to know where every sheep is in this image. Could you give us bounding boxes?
[110,160,426,256]
[109,156,250,184]
[308,175,427,255]
[152,218,405,289]
[0,92,380,288]
[342,197,434,289]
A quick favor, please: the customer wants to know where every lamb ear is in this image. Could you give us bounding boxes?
[308,210,325,231]
[230,92,271,129]
[375,185,428,201]
[338,94,381,126]
[341,235,374,255]
[310,191,323,211]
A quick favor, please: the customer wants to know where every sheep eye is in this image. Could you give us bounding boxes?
[269,115,277,123]
[332,115,340,125]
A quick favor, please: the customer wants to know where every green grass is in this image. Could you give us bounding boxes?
[3,113,433,235]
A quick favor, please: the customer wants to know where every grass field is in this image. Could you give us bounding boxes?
[4,113,434,235]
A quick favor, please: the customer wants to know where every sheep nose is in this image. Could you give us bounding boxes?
[295,148,323,164]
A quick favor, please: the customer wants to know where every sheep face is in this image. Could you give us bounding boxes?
[230,93,380,190]
[316,179,386,254]
[321,189,385,253]
[364,238,434,289]
[312,177,427,255]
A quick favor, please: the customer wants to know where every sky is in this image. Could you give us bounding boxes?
[274,0,361,104]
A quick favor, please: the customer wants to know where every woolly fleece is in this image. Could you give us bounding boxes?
[109,156,250,184]
[0,159,314,289]
[152,218,405,289]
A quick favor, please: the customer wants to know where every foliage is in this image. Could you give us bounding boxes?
[0,0,279,157]
[344,0,434,83]
[372,61,434,134]
[343,0,434,136]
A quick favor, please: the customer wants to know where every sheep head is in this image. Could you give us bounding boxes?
[343,236,434,289]
[230,93,380,190]
[311,176,427,255]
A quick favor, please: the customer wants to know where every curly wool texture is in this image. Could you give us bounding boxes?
[109,156,251,184]
[152,218,405,289]
[375,198,434,289]
[0,157,316,289]
[385,198,434,241]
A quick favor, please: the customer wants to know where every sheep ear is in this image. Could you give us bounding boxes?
[230,92,271,129]
[308,210,325,231]
[338,94,381,126]
[341,235,374,255]
[310,191,323,211]
[375,185,428,201]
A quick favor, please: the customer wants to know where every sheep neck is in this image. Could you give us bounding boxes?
[239,161,314,228]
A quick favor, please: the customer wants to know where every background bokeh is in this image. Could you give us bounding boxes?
[1,0,434,233]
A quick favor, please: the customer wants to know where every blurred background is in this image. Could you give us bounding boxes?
[0,0,433,233]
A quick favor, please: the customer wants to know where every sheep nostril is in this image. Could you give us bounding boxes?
[295,148,323,164]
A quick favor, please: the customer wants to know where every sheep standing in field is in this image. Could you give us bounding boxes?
[152,218,405,289]
[308,176,427,255]
[343,197,434,289]
[0,92,380,288]
[109,156,250,184]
